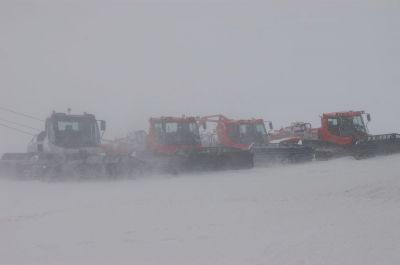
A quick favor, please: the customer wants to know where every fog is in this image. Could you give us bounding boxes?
[2,2,400,263]
[1,0,399,153]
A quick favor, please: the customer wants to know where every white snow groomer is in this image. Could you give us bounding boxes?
[0,111,148,179]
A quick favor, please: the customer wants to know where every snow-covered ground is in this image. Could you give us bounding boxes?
[1,156,400,265]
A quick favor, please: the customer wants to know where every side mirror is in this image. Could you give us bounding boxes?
[100,120,106,131]
[269,122,273,130]
[367,114,371,122]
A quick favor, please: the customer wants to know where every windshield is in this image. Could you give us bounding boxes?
[327,116,367,137]
[228,123,267,145]
[154,122,201,145]
[52,117,100,148]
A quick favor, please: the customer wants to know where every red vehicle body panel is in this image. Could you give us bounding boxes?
[200,115,267,150]
[270,111,368,146]
[317,111,367,145]
[146,116,201,154]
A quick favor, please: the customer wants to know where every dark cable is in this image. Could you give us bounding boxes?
[0,123,35,136]
[0,117,41,131]
[0,106,44,122]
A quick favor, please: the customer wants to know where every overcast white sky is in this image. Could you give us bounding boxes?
[0,0,399,152]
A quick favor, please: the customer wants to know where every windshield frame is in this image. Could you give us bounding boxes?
[227,122,268,145]
[154,121,201,145]
[50,116,101,148]
[327,115,367,137]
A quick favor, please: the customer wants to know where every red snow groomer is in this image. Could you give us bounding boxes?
[134,116,254,174]
[271,110,400,160]
[198,115,314,165]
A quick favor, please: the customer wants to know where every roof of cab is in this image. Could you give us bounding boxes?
[323,111,365,118]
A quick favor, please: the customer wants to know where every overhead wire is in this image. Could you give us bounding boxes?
[0,106,44,122]
[0,117,41,131]
[0,123,36,136]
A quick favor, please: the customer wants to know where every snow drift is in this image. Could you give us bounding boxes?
[1,156,400,265]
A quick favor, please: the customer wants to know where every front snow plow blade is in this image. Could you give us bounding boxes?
[250,143,314,165]
[0,152,149,180]
[159,147,254,174]
[0,153,49,179]
[185,147,254,171]
[352,134,400,159]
